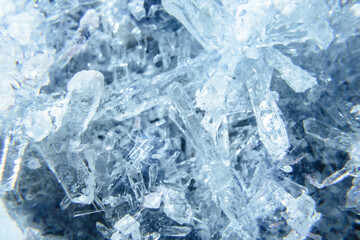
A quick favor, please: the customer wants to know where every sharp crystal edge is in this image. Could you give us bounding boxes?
[0,0,359,239]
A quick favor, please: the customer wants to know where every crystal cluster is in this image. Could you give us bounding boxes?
[0,0,359,239]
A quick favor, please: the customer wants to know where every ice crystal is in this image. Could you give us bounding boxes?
[0,0,359,240]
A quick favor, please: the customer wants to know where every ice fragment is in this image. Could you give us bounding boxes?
[114,214,141,240]
[160,226,192,237]
[143,192,162,209]
[265,48,317,93]
[128,0,146,21]
[38,70,104,204]
[163,187,192,225]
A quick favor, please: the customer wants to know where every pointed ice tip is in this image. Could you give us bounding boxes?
[80,9,100,29]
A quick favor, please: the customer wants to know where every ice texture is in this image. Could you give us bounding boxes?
[113,214,140,239]
[143,192,162,209]
[0,0,359,240]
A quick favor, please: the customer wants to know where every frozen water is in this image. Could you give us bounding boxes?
[160,226,192,237]
[0,0,359,239]
[264,47,317,93]
[162,187,192,225]
[143,192,162,209]
[114,214,140,235]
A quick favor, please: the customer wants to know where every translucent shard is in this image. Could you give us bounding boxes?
[55,9,100,68]
[343,175,360,212]
[216,116,230,167]
[163,187,192,225]
[127,165,147,200]
[24,109,54,142]
[21,52,54,89]
[240,57,290,158]
[114,214,140,238]
[0,133,28,191]
[148,164,158,191]
[338,101,360,131]
[307,166,351,189]
[275,186,321,239]
[38,70,104,204]
[79,9,100,33]
[65,70,104,135]
[143,192,162,209]
[103,131,116,151]
[96,222,112,239]
[128,0,146,21]
[160,226,192,237]
[303,118,353,152]
[145,232,161,240]
[265,48,317,93]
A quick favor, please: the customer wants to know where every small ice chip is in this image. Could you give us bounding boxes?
[143,192,162,209]
[24,109,53,142]
[114,214,140,235]
[265,48,317,93]
[79,9,100,30]
[26,158,41,170]
[128,0,146,21]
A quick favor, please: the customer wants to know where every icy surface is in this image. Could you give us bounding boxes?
[0,0,359,240]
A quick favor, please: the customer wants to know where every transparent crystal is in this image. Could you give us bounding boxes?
[143,192,162,209]
[0,0,359,239]
[114,214,141,240]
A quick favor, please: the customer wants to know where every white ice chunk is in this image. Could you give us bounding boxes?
[110,232,126,240]
[127,164,147,200]
[235,1,271,44]
[79,9,100,33]
[24,109,54,142]
[143,192,162,209]
[128,0,146,21]
[21,52,54,88]
[114,214,140,239]
[0,0,16,19]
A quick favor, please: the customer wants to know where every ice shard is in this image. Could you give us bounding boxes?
[38,70,104,204]
[239,56,290,158]
[0,0,359,239]
[55,9,100,69]
[167,82,255,239]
